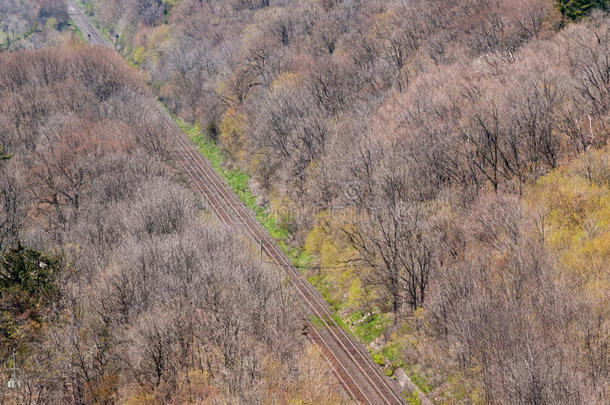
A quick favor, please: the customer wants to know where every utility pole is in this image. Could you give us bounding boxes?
[259,239,263,264]
[7,348,18,390]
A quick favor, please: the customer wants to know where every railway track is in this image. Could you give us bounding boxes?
[67,3,430,403]
[68,3,109,47]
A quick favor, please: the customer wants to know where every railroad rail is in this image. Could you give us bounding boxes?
[67,3,430,403]
[68,3,109,47]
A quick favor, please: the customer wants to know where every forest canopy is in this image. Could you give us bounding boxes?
[80,0,609,402]
[0,46,344,404]
[1,0,608,403]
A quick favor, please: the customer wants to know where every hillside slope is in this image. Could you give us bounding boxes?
[61,0,610,403]
[0,42,352,403]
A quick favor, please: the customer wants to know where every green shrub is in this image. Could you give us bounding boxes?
[0,144,11,160]
[405,390,422,405]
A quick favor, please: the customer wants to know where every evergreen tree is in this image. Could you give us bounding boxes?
[0,242,58,314]
[556,0,609,20]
